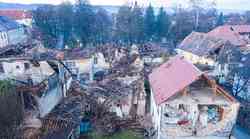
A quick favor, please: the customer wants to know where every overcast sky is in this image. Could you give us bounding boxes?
[1,0,250,10]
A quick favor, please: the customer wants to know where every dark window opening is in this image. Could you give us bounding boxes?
[24,63,30,70]
[94,57,98,64]
[0,63,4,73]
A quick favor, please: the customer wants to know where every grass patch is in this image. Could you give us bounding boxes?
[85,130,143,139]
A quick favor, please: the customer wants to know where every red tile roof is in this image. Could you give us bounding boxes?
[231,25,250,33]
[0,10,32,20]
[208,25,250,46]
[178,32,225,56]
[149,55,202,105]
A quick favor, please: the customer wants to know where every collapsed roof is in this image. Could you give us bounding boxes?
[178,32,225,57]
[208,25,250,46]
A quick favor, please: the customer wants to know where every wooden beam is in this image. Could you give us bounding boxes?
[181,87,188,96]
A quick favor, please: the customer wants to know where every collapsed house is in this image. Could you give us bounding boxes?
[208,25,250,47]
[62,47,110,82]
[149,56,240,139]
[21,88,88,139]
[20,45,148,138]
[0,16,28,48]
[138,43,170,65]
[0,58,72,117]
[87,50,146,118]
[177,32,225,67]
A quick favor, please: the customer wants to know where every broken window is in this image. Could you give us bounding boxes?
[198,105,223,127]
[163,104,189,125]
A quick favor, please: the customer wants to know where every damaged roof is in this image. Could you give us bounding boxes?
[207,25,250,46]
[178,32,225,56]
[149,55,203,105]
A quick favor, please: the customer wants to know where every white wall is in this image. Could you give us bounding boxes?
[64,53,110,76]
[176,49,215,66]
[7,27,27,45]
[0,31,8,48]
[150,88,162,139]
[1,61,55,84]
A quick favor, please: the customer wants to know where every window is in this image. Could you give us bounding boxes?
[24,63,30,70]
[0,63,4,73]
[16,65,20,69]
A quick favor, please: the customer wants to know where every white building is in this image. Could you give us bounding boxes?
[0,16,27,48]
[149,56,239,139]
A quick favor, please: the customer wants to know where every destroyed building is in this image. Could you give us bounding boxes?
[0,16,27,48]
[0,59,72,117]
[137,43,170,65]
[62,47,110,83]
[177,32,226,67]
[208,25,250,47]
[149,56,240,139]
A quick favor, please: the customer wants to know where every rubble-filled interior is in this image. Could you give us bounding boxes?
[159,77,239,138]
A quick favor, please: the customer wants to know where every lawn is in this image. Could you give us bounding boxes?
[83,130,143,139]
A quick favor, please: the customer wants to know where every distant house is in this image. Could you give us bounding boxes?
[138,43,170,65]
[62,48,110,82]
[0,10,32,26]
[177,32,225,66]
[149,56,239,139]
[0,16,27,48]
[208,25,250,47]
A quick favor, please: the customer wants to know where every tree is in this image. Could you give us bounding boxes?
[0,81,23,138]
[216,12,224,26]
[57,2,74,47]
[155,7,170,41]
[144,4,155,41]
[189,0,204,30]
[74,1,96,46]
[231,55,250,98]
[130,3,145,43]
[115,5,132,45]
[32,5,59,48]
[244,11,250,24]
[94,8,113,44]
[170,7,194,45]
[196,8,217,32]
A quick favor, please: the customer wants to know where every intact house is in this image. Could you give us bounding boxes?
[176,32,225,67]
[149,56,240,139]
[0,59,72,117]
[0,10,32,26]
[0,16,27,48]
[207,25,250,47]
